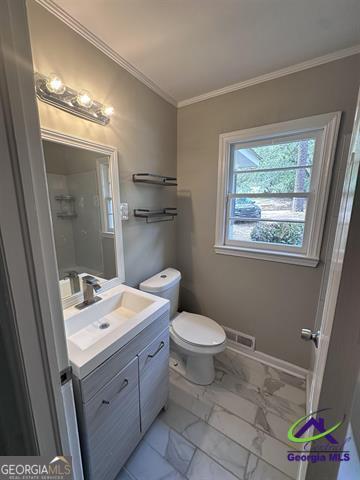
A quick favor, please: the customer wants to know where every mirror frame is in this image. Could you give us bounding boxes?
[41,128,125,309]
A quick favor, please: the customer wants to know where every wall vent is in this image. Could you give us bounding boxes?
[223,326,255,351]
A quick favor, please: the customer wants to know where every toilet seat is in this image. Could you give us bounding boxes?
[172,311,226,348]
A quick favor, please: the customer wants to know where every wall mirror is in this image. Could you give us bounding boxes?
[41,129,125,308]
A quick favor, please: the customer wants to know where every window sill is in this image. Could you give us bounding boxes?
[214,244,319,267]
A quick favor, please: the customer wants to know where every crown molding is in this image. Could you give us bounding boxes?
[33,1,360,110]
[178,44,360,108]
[34,0,177,107]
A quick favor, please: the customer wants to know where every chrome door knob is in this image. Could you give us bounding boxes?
[301,328,320,348]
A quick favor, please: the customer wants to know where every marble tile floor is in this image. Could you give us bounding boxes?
[117,348,306,480]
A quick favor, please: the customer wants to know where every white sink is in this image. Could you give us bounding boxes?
[64,284,169,378]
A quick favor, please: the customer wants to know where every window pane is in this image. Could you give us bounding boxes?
[107,213,114,231]
[106,197,113,215]
[229,197,308,223]
[101,163,111,197]
[228,220,305,247]
[232,137,316,171]
[234,167,311,194]
[98,160,114,234]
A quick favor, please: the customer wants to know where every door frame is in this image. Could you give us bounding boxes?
[309,89,360,413]
[0,0,70,454]
[299,90,360,480]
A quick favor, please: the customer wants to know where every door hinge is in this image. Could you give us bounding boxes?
[60,366,72,386]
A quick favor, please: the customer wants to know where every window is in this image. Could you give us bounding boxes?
[215,113,341,266]
[97,159,114,234]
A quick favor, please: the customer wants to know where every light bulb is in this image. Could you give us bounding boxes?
[76,90,93,108]
[101,105,114,117]
[46,73,65,94]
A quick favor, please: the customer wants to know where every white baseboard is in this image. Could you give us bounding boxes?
[225,344,308,380]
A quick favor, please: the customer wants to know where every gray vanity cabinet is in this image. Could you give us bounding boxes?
[80,357,140,480]
[139,329,169,433]
[73,313,170,480]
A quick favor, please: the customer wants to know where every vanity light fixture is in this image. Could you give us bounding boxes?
[46,73,66,94]
[35,72,114,126]
[76,89,93,109]
[101,105,114,117]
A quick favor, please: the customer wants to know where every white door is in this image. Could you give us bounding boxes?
[308,91,360,414]
[299,90,360,479]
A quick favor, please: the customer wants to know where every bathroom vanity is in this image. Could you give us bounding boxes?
[65,285,170,480]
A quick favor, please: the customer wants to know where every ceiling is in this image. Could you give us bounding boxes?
[53,0,360,104]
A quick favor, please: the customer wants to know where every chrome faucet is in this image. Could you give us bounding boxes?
[75,275,102,310]
[66,270,80,295]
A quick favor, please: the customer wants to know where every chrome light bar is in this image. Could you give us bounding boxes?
[34,72,114,126]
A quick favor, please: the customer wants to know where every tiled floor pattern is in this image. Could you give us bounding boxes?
[117,348,306,480]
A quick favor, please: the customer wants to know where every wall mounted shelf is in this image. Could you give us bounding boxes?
[133,173,177,186]
[55,195,75,201]
[134,208,177,223]
[57,212,77,219]
[55,194,76,218]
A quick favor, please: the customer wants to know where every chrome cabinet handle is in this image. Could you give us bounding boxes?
[101,379,129,406]
[118,378,128,393]
[148,341,165,359]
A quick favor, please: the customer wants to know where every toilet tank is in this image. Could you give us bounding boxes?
[139,268,181,319]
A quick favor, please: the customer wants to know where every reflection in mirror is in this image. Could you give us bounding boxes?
[42,140,117,300]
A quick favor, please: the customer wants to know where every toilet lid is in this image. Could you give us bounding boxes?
[172,312,226,347]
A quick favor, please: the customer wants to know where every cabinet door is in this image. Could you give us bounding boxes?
[82,357,140,480]
[138,328,169,433]
[81,312,169,402]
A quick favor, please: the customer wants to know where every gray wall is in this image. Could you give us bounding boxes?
[177,55,360,368]
[46,173,77,273]
[67,170,104,275]
[27,1,177,287]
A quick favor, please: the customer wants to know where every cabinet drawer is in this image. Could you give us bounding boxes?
[81,357,140,480]
[139,328,169,433]
[81,311,169,402]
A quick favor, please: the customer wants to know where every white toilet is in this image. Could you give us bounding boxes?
[139,268,226,385]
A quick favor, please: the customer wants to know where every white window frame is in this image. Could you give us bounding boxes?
[97,158,115,237]
[214,112,341,267]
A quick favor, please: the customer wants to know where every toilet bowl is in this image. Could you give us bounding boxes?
[170,311,226,385]
[139,268,226,385]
